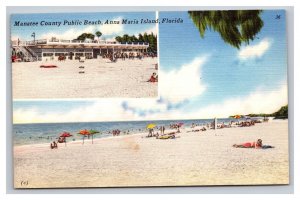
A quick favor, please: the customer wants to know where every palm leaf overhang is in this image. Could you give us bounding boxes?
[188,10,264,49]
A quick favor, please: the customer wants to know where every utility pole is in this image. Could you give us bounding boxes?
[31,32,36,44]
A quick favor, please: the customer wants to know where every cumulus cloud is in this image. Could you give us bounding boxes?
[39,17,124,40]
[14,100,129,124]
[159,56,207,104]
[238,38,271,60]
[122,84,288,121]
[41,26,95,40]
[99,17,124,35]
[13,84,287,124]
[121,56,207,116]
[173,84,288,119]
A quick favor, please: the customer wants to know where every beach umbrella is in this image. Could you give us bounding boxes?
[60,132,72,137]
[89,129,100,144]
[78,129,90,144]
[233,115,241,119]
[147,123,156,129]
[59,132,73,146]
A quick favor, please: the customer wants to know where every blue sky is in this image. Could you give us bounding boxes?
[159,10,287,112]
[11,12,157,41]
[13,10,288,123]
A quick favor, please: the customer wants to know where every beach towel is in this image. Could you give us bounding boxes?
[262,145,274,149]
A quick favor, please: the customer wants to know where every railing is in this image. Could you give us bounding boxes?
[12,39,150,46]
[14,46,38,62]
[24,46,39,58]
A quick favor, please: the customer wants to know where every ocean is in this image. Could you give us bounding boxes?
[13,118,238,146]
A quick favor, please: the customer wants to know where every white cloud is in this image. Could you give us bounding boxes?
[11,35,20,41]
[14,100,130,124]
[125,99,168,112]
[159,56,207,104]
[123,84,288,121]
[238,38,271,60]
[39,17,124,40]
[41,26,95,40]
[123,56,207,114]
[138,26,157,35]
[172,85,288,119]
[99,17,124,36]
[13,85,287,124]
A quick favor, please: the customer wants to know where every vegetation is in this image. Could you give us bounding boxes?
[76,33,95,41]
[95,31,102,40]
[229,105,288,119]
[115,32,157,53]
[272,105,288,119]
[188,10,264,49]
[75,31,157,53]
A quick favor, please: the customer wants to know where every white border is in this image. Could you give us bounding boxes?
[2,1,299,200]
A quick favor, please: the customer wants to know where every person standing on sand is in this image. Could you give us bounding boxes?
[162,126,165,134]
[148,128,154,137]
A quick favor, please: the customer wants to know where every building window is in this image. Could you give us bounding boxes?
[43,53,54,57]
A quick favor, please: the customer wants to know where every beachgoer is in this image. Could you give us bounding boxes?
[50,141,57,149]
[58,137,65,143]
[233,139,263,149]
[147,73,157,82]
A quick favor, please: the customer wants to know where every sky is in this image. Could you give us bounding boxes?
[12,10,288,124]
[10,12,157,41]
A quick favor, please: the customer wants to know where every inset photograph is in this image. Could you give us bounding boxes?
[11,12,158,99]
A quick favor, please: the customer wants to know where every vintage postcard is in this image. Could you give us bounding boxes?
[11,12,158,99]
[12,10,289,188]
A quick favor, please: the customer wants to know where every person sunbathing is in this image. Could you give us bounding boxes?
[233,139,263,149]
[156,134,175,139]
[147,73,158,82]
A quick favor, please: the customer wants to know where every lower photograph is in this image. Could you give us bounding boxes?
[12,9,289,188]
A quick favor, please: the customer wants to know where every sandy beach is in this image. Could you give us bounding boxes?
[13,120,289,188]
[12,58,158,99]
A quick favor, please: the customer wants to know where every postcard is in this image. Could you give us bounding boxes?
[12,10,289,188]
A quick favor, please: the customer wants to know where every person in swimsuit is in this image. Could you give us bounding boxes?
[147,73,157,82]
[233,139,263,149]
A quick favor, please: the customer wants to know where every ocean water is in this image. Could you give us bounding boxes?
[13,118,238,146]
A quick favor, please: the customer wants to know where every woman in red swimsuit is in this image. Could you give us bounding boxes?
[233,139,262,149]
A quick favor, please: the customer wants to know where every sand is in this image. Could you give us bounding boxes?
[12,58,158,99]
[13,120,289,188]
